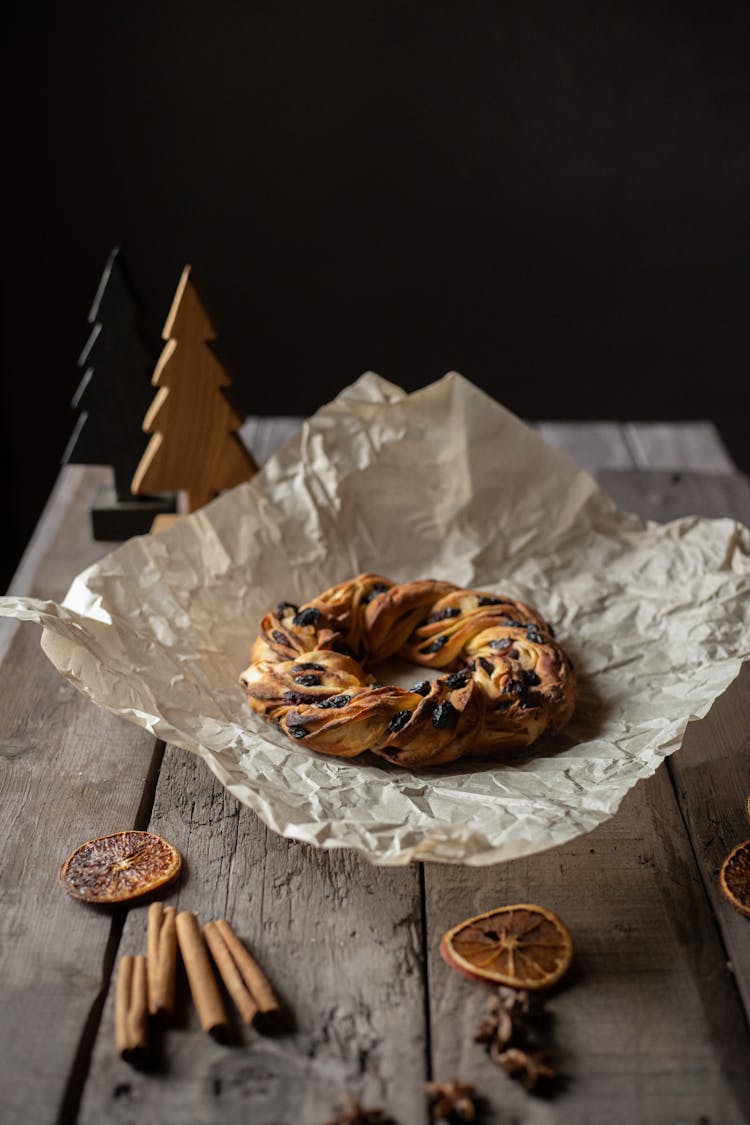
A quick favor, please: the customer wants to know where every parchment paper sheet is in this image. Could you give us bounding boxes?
[2,373,749,865]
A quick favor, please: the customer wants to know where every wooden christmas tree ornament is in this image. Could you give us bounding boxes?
[132,265,257,513]
[63,247,177,539]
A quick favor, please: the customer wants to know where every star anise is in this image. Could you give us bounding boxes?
[425,1077,476,1122]
[474,985,535,1051]
[495,1047,556,1091]
[475,986,557,1091]
[324,1094,389,1125]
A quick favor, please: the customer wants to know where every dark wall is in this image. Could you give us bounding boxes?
[3,2,749,589]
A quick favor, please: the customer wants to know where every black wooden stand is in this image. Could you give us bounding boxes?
[90,485,176,540]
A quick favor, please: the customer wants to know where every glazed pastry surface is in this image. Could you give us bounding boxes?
[240,573,576,767]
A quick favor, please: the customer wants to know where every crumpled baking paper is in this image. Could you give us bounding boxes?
[2,373,749,865]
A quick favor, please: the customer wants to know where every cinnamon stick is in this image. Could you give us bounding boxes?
[175,910,228,1036]
[147,902,177,1017]
[115,954,148,1060]
[147,903,160,998]
[211,918,280,1019]
[204,920,258,1024]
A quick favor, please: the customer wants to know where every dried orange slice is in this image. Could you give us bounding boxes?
[720,840,750,918]
[59,830,182,904]
[440,904,572,990]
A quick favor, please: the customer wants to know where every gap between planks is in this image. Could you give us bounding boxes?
[599,469,750,1032]
[78,748,427,1125]
[79,425,749,1124]
[0,464,164,1125]
[65,421,747,1123]
[423,427,750,1122]
[598,425,750,1028]
[4,419,741,1124]
[57,739,168,1125]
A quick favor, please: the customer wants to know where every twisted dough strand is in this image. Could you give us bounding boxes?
[240,573,576,767]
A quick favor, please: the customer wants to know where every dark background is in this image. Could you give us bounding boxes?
[3,2,749,590]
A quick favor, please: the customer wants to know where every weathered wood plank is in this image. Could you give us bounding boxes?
[536,422,633,473]
[1,466,100,662]
[624,421,734,472]
[425,763,750,1123]
[676,663,750,1016]
[4,423,744,1125]
[599,467,750,525]
[600,469,750,1023]
[0,465,162,1124]
[80,746,428,1125]
[425,465,750,1123]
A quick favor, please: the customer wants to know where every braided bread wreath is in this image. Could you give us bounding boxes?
[240,574,576,768]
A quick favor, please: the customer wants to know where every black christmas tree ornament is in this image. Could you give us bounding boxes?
[63,247,176,539]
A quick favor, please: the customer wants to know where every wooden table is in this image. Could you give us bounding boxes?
[2,418,750,1125]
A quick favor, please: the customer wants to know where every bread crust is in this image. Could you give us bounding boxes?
[240,573,576,766]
